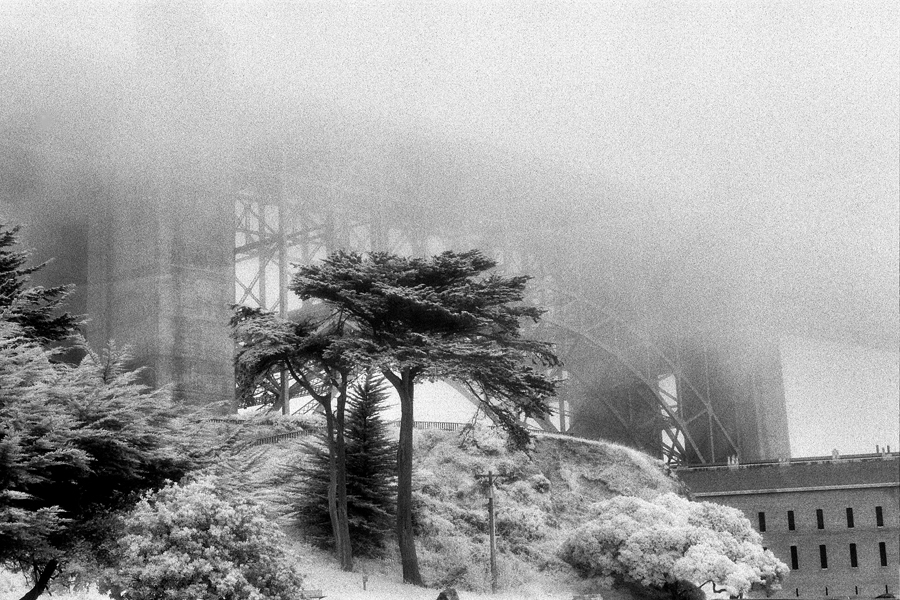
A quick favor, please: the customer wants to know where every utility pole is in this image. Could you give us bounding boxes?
[475,470,497,593]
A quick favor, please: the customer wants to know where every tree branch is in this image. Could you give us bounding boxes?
[700,580,729,594]
[285,360,328,405]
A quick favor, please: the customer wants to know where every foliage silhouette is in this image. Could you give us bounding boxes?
[0,223,79,344]
[292,249,559,584]
[295,372,396,556]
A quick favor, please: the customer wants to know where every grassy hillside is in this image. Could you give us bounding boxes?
[1,419,684,600]
[407,426,682,593]
[209,419,682,596]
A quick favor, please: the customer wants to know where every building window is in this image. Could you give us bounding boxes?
[817,509,824,529]
[758,511,767,532]
[846,507,854,528]
[819,544,828,569]
[850,543,858,567]
[790,545,799,570]
[787,510,795,530]
[879,542,888,567]
[876,506,884,527]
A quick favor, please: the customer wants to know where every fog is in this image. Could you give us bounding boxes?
[1,1,898,350]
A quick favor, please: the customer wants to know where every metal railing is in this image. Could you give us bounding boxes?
[246,420,544,446]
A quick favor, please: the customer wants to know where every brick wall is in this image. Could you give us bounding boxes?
[679,455,899,597]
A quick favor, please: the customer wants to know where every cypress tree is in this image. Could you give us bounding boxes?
[231,305,356,570]
[292,249,559,584]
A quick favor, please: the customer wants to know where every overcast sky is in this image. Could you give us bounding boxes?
[781,335,899,457]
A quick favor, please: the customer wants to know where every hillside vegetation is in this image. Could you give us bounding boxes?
[409,427,683,593]
[204,417,683,597]
[1,418,684,600]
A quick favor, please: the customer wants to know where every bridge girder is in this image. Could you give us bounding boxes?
[232,158,750,466]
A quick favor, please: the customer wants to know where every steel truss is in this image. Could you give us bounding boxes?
[232,156,742,466]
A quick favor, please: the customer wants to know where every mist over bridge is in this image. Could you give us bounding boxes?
[1,3,896,466]
[3,130,796,466]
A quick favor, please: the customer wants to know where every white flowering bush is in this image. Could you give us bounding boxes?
[100,477,304,600]
[559,493,788,598]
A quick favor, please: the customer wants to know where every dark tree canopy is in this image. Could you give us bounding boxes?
[291,249,560,585]
[291,249,560,441]
[230,302,359,571]
[294,373,397,557]
[0,332,197,599]
[0,223,79,344]
[231,303,356,406]
[0,220,197,600]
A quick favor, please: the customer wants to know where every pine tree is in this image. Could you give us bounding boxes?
[0,331,197,600]
[293,436,333,550]
[0,222,194,599]
[295,373,396,557]
[0,223,79,344]
[344,373,396,556]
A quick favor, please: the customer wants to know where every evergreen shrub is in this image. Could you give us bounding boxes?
[101,477,304,600]
[295,373,396,557]
[559,493,788,597]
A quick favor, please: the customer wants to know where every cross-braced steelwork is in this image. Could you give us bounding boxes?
[232,146,784,466]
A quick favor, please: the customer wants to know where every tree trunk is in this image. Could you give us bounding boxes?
[394,371,423,585]
[662,580,704,600]
[323,397,353,571]
[18,559,57,600]
[291,366,353,571]
[333,376,353,571]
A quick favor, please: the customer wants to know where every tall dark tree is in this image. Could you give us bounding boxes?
[0,333,196,600]
[0,223,79,344]
[294,373,395,556]
[0,222,192,600]
[343,372,396,555]
[292,249,560,585]
[294,435,336,549]
[230,304,356,571]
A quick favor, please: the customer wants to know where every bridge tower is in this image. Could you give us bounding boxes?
[83,169,235,406]
[0,132,234,407]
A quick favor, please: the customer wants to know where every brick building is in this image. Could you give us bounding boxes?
[678,452,899,598]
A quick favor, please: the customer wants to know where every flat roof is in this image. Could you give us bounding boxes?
[677,453,900,495]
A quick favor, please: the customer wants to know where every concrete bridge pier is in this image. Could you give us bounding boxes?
[84,169,234,407]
